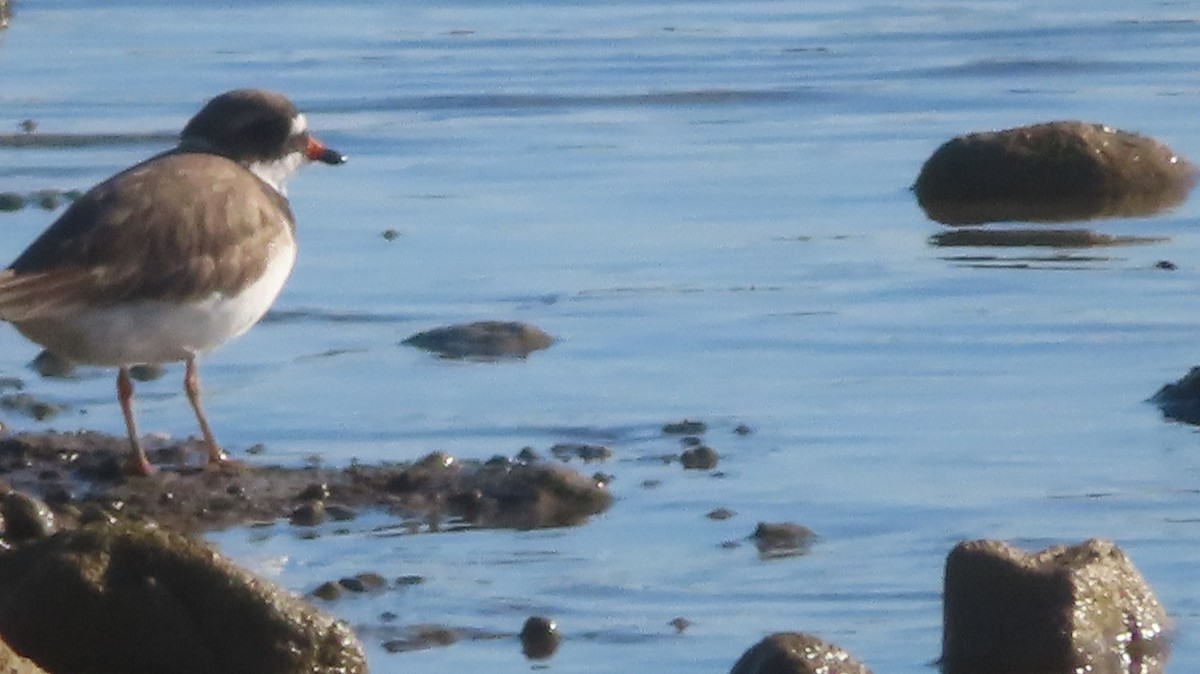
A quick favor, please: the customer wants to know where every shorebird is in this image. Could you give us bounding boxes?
[0,89,345,475]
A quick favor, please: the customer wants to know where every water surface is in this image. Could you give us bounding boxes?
[2,2,1200,672]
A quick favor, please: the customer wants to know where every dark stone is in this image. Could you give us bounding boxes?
[707,508,736,521]
[669,617,691,633]
[520,616,560,660]
[752,522,816,558]
[381,228,401,241]
[549,443,612,463]
[941,538,1169,674]
[0,192,24,212]
[663,419,707,435]
[382,626,459,653]
[403,320,554,359]
[32,191,60,211]
[914,121,1198,225]
[0,492,56,544]
[730,632,872,674]
[1150,366,1200,425]
[680,445,719,470]
[290,501,327,527]
[416,451,454,469]
[0,522,367,674]
[311,581,342,601]
[338,573,386,593]
[0,393,65,421]
[30,350,74,378]
[297,482,330,501]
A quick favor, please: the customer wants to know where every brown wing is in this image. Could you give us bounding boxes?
[0,152,294,322]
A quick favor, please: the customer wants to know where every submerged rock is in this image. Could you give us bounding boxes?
[0,522,367,674]
[730,632,872,674]
[680,445,719,470]
[403,320,553,359]
[914,121,1197,225]
[1149,366,1200,425]
[752,522,816,558]
[549,442,612,463]
[663,419,707,435]
[941,538,1169,674]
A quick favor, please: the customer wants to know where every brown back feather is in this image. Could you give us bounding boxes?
[0,152,293,322]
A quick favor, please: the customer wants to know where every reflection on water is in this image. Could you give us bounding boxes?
[929,228,1165,248]
[918,191,1195,226]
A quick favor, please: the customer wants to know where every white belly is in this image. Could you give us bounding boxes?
[14,239,296,366]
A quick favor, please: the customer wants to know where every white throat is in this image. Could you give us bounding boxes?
[248,151,306,196]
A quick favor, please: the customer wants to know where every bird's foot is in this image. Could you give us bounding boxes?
[123,455,158,477]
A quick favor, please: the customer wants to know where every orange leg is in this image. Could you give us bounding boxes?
[117,367,155,476]
[184,355,228,465]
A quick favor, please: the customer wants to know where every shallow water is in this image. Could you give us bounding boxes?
[3,1,1200,672]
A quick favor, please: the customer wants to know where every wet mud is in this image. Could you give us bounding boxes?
[0,431,611,535]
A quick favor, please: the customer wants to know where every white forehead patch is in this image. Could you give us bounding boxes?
[290,113,308,137]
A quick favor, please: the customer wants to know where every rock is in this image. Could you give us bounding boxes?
[669,617,691,633]
[297,482,331,501]
[402,320,553,359]
[0,636,52,674]
[1150,366,1200,425]
[752,522,816,558]
[680,445,719,470]
[549,443,612,463]
[0,392,65,421]
[30,350,75,378]
[941,538,1169,674]
[0,492,57,544]
[707,507,736,520]
[662,419,707,435]
[474,462,612,529]
[289,500,327,527]
[338,572,387,593]
[0,522,367,674]
[519,616,560,660]
[914,121,1197,225]
[730,632,872,674]
[311,581,343,601]
[381,625,458,653]
[381,458,610,529]
[0,192,23,212]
